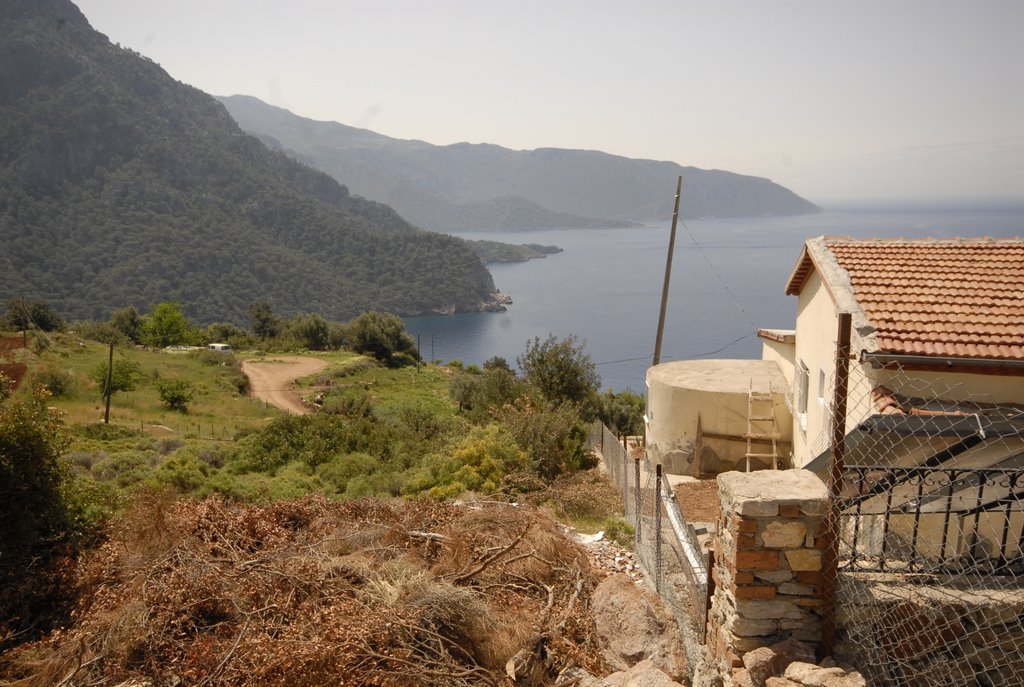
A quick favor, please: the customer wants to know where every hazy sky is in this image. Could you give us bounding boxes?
[73,0,1024,207]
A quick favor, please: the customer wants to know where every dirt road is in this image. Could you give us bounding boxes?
[241,356,330,415]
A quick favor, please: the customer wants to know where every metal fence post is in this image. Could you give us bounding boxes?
[634,458,642,546]
[655,464,663,592]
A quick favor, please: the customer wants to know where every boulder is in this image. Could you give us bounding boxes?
[741,638,816,687]
[592,573,687,681]
[603,658,687,687]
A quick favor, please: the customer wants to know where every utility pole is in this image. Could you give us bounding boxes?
[653,175,682,366]
[103,341,114,424]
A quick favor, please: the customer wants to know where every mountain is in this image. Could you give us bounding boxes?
[0,0,498,325]
[218,95,820,232]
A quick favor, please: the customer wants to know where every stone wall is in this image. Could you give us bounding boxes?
[689,467,1024,686]
[701,470,829,678]
[834,573,1024,686]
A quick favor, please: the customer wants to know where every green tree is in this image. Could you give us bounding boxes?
[517,335,600,411]
[595,389,646,437]
[89,359,141,397]
[109,306,143,343]
[449,365,524,423]
[289,313,330,350]
[5,297,64,332]
[158,379,195,412]
[483,356,512,372]
[141,302,197,348]
[206,322,250,348]
[0,388,71,559]
[495,393,591,480]
[345,311,419,366]
[248,301,282,340]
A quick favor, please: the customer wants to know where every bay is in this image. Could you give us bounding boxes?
[405,208,1024,392]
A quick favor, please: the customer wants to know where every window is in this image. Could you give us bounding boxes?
[796,361,810,431]
[818,368,826,405]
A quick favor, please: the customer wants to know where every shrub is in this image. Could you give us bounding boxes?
[345,311,419,366]
[30,365,78,397]
[404,425,527,498]
[0,388,72,559]
[89,358,141,397]
[288,313,331,350]
[495,394,591,480]
[75,423,142,441]
[154,453,210,493]
[93,451,152,486]
[518,334,600,412]
[157,379,195,412]
[0,371,12,402]
[603,517,635,548]
[315,452,379,494]
[594,389,646,437]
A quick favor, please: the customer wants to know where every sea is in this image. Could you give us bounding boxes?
[405,207,1024,393]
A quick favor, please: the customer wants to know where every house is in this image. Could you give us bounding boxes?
[646,236,1024,476]
[762,235,1024,468]
[647,235,1024,573]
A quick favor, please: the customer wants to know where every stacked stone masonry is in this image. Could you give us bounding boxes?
[833,574,1024,686]
[706,470,830,672]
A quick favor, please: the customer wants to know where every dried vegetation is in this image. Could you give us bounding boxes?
[0,495,608,686]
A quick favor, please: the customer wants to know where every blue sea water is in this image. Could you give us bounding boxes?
[405,208,1024,392]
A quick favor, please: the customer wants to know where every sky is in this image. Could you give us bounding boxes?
[73,0,1024,208]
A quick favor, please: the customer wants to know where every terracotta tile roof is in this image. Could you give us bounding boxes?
[789,237,1024,361]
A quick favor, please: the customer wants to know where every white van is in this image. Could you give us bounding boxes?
[207,343,232,352]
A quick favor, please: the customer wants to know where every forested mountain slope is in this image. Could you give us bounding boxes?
[220,94,820,232]
[0,0,497,323]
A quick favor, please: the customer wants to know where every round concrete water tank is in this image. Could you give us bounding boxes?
[646,359,792,476]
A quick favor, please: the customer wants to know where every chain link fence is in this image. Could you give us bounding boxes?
[816,357,1024,686]
[587,422,711,676]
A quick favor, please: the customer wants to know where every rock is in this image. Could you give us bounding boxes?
[783,662,846,686]
[603,658,687,687]
[765,678,801,687]
[740,639,815,687]
[558,666,607,687]
[592,574,687,681]
[731,667,755,687]
[742,647,777,686]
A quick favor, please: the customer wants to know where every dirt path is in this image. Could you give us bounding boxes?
[241,356,330,415]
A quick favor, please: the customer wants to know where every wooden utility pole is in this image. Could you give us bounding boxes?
[652,176,683,366]
[820,312,852,657]
[103,341,114,424]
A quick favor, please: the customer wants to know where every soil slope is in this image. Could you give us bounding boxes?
[241,356,328,415]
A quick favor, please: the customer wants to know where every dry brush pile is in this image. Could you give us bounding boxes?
[0,494,609,686]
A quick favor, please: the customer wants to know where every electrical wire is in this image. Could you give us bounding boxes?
[678,218,757,330]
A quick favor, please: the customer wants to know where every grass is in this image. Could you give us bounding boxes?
[26,333,279,443]
[303,356,459,424]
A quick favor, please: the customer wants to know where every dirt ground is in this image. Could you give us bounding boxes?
[240,356,329,415]
[673,479,720,523]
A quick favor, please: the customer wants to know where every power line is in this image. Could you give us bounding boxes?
[679,218,757,330]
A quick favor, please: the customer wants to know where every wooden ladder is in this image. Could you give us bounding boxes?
[744,379,781,471]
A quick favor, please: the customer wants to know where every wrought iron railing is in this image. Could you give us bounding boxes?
[839,465,1024,575]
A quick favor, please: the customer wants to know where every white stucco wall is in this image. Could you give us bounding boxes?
[873,368,1024,406]
[760,336,796,387]
[646,360,792,475]
[791,270,851,466]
